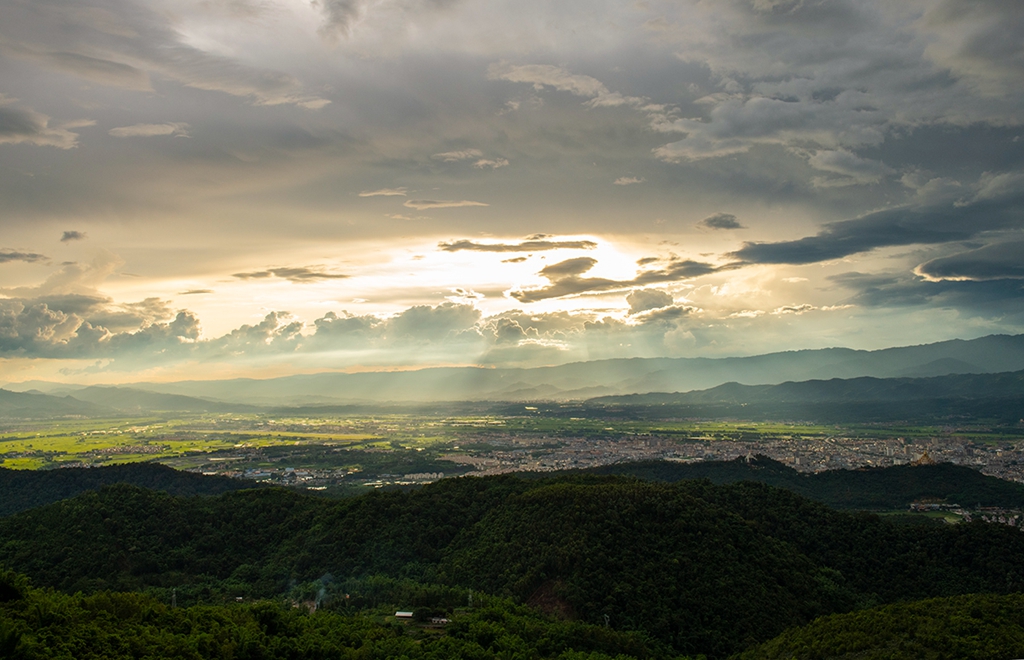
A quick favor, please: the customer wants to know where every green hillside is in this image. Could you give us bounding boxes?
[0,463,258,517]
[4,474,1024,657]
[0,569,667,660]
[581,456,1024,510]
[737,592,1024,660]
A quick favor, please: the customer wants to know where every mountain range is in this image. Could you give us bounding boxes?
[5,333,1024,408]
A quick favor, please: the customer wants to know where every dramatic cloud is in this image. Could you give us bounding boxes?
[0,292,199,359]
[512,256,720,302]
[731,172,1024,265]
[0,249,48,264]
[829,270,1024,316]
[387,302,482,342]
[108,123,190,138]
[2,0,1024,378]
[698,213,744,230]
[404,200,489,210]
[232,266,348,282]
[916,240,1024,281]
[439,237,597,253]
[626,288,674,314]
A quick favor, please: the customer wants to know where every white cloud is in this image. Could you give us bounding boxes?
[404,199,489,210]
[433,149,483,162]
[359,187,408,197]
[772,304,816,315]
[108,122,190,138]
[614,176,644,185]
[626,288,673,314]
[474,158,508,169]
[488,61,653,111]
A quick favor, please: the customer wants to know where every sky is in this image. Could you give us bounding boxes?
[1,0,1023,384]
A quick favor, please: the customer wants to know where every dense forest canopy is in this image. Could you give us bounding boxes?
[4,468,1024,657]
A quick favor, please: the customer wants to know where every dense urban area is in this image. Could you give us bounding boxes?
[7,412,1021,487]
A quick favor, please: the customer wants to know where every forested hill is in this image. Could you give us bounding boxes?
[5,457,1022,517]
[577,456,1024,510]
[0,463,255,516]
[5,475,1024,657]
[737,593,1024,660]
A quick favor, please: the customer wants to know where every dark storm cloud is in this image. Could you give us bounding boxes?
[698,213,744,230]
[0,249,49,264]
[232,266,348,282]
[60,231,86,242]
[829,270,1024,316]
[916,240,1024,281]
[831,266,1024,306]
[512,256,720,303]
[730,174,1024,265]
[439,238,597,252]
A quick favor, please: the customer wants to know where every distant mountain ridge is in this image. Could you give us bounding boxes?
[0,388,111,418]
[6,333,1024,405]
[592,369,1024,406]
[67,386,259,413]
